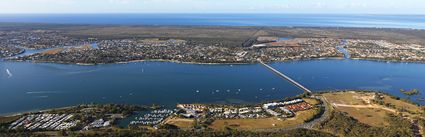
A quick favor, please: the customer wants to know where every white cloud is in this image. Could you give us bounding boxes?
[36,0,75,4]
[108,0,135,4]
[0,0,423,14]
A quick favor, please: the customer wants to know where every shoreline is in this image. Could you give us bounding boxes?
[349,57,425,64]
[4,56,425,66]
[0,21,424,30]
[0,105,78,117]
[0,89,420,117]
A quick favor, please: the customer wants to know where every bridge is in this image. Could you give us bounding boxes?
[258,59,313,94]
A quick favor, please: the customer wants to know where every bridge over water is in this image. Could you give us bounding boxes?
[258,59,313,94]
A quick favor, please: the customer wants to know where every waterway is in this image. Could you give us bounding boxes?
[1,58,425,115]
[336,40,351,59]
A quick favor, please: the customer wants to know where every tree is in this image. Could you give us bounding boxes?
[158,124,179,130]
[400,89,420,99]
[59,129,68,136]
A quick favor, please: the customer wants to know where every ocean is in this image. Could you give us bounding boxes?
[0,14,424,29]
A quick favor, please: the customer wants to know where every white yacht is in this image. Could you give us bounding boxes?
[6,69,12,78]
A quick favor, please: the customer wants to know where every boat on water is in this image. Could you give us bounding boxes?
[6,69,12,78]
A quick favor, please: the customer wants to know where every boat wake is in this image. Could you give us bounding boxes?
[6,69,12,78]
[34,96,49,98]
[26,91,60,94]
[67,70,97,75]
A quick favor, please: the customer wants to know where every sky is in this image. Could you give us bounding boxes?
[0,0,424,14]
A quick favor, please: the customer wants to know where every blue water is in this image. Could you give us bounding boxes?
[336,40,351,59]
[0,14,424,29]
[0,61,303,115]
[91,43,98,49]
[0,59,424,115]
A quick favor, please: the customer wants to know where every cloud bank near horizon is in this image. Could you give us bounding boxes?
[0,0,424,14]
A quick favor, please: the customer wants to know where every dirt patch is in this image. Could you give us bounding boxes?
[209,108,319,130]
[41,48,64,55]
[164,117,194,129]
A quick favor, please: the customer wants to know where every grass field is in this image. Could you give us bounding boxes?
[303,98,320,105]
[209,108,319,130]
[322,91,373,105]
[0,116,19,124]
[382,95,424,114]
[164,118,194,129]
[41,48,64,54]
[336,107,392,127]
[322,91,425,127]
[322,92,393,127]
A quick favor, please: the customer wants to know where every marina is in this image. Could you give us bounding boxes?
[130,109,173,127]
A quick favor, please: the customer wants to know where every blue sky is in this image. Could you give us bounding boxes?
[0,0,424,14]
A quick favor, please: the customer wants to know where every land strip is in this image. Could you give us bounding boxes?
[1,24,425,64]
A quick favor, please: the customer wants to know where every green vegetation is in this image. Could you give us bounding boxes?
[319,91,425,136]
[322,91,371,105]
[316,112,413,137]
[335,107,392,127]
[209,108,320,130]
[47,104,148,116]
[304,106,325,123]
[380,94,425,116]
[0,132,45,137]
[0,116,19,124]
[0,126,46,137]
[400,89,420,99]
[2,91,423,136]
[69,128,334,137]
[164,118,195,129]
[303,98,321,105]
[418,119,425,136]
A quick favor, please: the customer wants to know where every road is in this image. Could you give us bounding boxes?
[258,59,313,94]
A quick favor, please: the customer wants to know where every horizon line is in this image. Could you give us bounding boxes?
[0,13,424,15]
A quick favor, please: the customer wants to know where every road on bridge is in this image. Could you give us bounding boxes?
[258,59,313,94]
